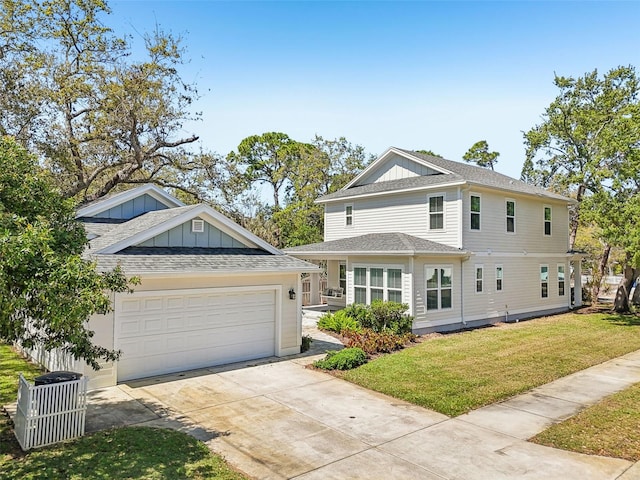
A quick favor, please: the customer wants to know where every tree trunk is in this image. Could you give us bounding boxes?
[613,264,638,313]
[591,243,611,304]
[632,278,640,306]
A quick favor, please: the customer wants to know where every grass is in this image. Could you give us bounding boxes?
[341,310,640,416]
[531,382,640,461]
[0,343,247,480]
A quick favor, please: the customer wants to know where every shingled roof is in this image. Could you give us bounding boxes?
[317,148,572,203]
[284,233,466,256]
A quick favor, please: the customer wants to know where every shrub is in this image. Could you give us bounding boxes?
[313,348,367,370]
[342,328,417,355]
[317,310,360,333]
[342,303,373,325]
[362,300,414,334]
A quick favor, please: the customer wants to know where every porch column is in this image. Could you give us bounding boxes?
[573,259,583,308]
[310,272,321,305]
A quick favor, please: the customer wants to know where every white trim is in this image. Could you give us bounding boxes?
[76,184,184,218]
[472,252,570,258]
[557,263,566,297]
[317,180,466,204]
[425,264,454,311]
[191,219,205,233]
[345,203,354,227]
[97,204,281,255]
[427,192,446,232]
[475,264,484,294]
[506,198,516,234]
[352,263,405,304]
[540,264,549,298]
[543,205,552,237]
[495,264,504,293]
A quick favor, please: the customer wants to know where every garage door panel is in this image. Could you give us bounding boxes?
[116,288,277,381]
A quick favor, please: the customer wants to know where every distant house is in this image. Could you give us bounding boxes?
[24,184,317,389]
[286,147,582,333]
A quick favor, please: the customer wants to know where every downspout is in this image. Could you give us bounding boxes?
[461,254,470,326]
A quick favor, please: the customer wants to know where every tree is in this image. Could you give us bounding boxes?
[463,140,499,170]
[521,66,640,310]
[415,149,442,157]
[0,0,202,203]
[0,136,135,368]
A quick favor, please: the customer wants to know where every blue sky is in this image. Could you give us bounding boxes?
[110,1,640,179]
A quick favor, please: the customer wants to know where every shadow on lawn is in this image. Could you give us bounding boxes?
[600,313,640,327]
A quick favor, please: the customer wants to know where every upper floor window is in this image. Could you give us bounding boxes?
[558,265,565,296]
[345,204,353,226]
[475,265,484,293]
[470,195,481,231]
[540,265,549,298]
[506,199,516,233]
[496,265,503,292]
[544,206,552,236]
[426,266,452,310]
[428,195,444,230]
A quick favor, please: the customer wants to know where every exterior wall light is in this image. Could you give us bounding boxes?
[288,288,296,300]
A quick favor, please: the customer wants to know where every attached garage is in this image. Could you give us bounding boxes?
[115,286,279,381]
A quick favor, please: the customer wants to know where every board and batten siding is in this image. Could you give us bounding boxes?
[461,188,570,254]
[357,152,442,184]
[324,189,462,248]
[90,194,168,220]
[138,218,247,248]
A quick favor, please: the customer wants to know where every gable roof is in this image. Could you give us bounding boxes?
[285,233,467,256]
[88,203,281,255]
[318,147,573,204]
[76,184,185,219]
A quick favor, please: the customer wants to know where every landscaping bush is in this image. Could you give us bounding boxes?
[342,328,416,355]
[317,310,360,333]
[360,300,414,334]
[342,303,372,326]
[313,348,367,370]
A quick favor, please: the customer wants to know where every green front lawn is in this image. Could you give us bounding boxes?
[342,311,640,416]
[531,382,640,461]
[0,343,247,480]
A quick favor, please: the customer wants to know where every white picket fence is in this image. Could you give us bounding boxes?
[14,374,88,450]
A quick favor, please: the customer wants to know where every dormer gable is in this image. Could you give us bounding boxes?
[349,148,449,187]
[76,184,184,221]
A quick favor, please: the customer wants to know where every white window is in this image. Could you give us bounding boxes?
[470,194,481,231]
[191,219,205,233]
[475,265,484,293]
[506,199,516,233]
[428,195,444,230]
[354,267,367,304]
[496,265,503,292]
[558,264,565,296]
[353,266,404,304]
[544,206,552,236]
[426,266,452,311]
[541,265,549,298]
[345,204,353,227]
[339,263,347,292]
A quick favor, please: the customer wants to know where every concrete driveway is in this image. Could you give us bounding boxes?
[84,348,640,480]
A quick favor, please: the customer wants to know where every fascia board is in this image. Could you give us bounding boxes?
[76,184,185,218]
[316,180,467,204]
[465,181,576,204]
[288,250,468,256]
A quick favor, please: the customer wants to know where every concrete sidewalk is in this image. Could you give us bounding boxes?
[73,348,640,480]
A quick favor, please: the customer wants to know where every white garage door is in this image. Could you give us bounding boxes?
[115,287,276,381]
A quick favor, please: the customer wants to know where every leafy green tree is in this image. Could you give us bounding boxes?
[0,0,201,203]
[415,149,442,157]
[463,140,499,170]
[0,136,135,368]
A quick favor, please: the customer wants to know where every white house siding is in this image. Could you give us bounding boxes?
[324,189,462,248]
[461,255,571,325]
[138,218,247,248]
[461,188,570,255]
[90,194,168,220]
[73,273,301,389]
[413,256,464,331]
[358,153,442,184]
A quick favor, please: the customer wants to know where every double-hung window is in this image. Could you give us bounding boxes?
[353,266,403,304]
[426,266,452,310]
[540,265,549,298]
[506,199,516,233]
[558,265,565,296]
[339,263,347,292]
[496,265,504,292]
[470,194,481,230]
[544,206,552,236]
[475,265,484,293]
[428,195,444,230]
[345,204,353,226]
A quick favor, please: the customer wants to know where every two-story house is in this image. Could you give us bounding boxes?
[286,147,582,333]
